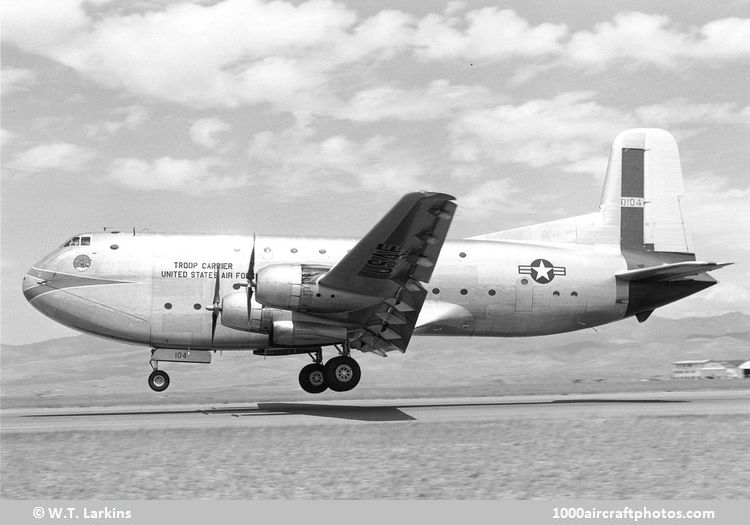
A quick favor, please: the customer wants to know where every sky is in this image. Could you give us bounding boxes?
[2,0,749,344]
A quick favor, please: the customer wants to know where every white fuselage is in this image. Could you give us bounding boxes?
[23,231,630,350]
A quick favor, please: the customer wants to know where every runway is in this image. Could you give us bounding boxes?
[3,389,750,433]
[4,389,750,499]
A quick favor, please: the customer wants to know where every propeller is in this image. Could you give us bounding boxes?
[205,262,222,344]
[246,234,256,312]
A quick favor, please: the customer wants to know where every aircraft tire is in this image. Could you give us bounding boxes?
[325,356,361,392]
[299,363,327,394]
[148,370,170,392]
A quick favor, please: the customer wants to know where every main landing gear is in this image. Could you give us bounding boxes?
[298,346,361,394]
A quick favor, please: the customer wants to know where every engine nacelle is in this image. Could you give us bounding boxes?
[220,290,272,333]
[271,320,346,346]
[221,291,347,347]
[255,263,381,313]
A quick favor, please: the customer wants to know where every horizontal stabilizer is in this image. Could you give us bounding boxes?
[615,261,732,282]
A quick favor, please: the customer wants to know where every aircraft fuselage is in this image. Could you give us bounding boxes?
[23,230,640,349]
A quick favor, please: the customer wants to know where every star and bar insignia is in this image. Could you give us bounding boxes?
[518,258,566,284]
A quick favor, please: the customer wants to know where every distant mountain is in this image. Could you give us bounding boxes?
[2,312,748,406]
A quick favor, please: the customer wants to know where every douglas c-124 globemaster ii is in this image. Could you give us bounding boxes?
[23,129,731,394]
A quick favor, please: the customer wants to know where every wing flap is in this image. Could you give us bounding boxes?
[615,261,732,282]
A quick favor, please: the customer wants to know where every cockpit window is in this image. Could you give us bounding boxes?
[62,236,91,247]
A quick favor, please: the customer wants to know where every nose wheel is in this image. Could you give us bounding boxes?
[148,370,170,392]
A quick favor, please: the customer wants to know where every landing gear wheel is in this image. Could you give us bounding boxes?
[148,370,170,392]
[299,363,327,394]
[324,356,361,392]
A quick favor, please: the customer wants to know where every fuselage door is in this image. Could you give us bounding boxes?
[515,277,533,312]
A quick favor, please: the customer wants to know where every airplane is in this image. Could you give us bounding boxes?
[22,128,731,394]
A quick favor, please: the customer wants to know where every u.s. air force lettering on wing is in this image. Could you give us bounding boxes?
[518,258,566,284]
[358,243,409,278]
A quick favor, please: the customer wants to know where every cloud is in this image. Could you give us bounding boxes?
[2,0,363,109]
[246,122,423,195]
[566,13,750,69]
[635,100,750,128]
[413,7,567,61]
[1,67,38,95]
[107,156,246,194]
[333,79,503,122]
[449,92,629,177]
[455,179,524,220]
[189,117,231,149]
[86,105,150,137]
[6,142,95,173]
[3,2,748,115]
[447,94,750,179]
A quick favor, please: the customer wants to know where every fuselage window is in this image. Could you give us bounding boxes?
[488,289,496,296]
[459,252,466,258]
[432,288,440,294]
[460,288,468,295]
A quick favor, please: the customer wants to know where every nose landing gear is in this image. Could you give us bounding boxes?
[148,369,170,392]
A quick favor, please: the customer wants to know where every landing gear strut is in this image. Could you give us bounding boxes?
[148,349,170,392]
[297,344,361,393]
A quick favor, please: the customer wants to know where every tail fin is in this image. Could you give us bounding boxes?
[470,128,695,257]
[600,128,694,256]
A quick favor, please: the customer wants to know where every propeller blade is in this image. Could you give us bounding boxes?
[212,262,221,306]
[211,309,219,343]
[206,262,221,345]
[247,235,256,308]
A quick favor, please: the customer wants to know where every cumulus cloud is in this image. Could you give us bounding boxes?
[6,142,95,173]
[413,7,567,61]
[449,92,629,177]
[448,94,750,178]
[86,105,149,137]
[189,117,231,149]
[1,67,38,95]
[334,80,504,122]
[635,100,750,127]
[566,12,750,69]
[246,122,423,195]
[455,179,524,220]
[107,156,245,194]
[3,2,748,113]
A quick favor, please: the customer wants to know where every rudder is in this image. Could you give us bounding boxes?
[600,128,694,259]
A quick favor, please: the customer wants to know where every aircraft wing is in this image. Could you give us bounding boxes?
[318,191,456,355]
[319,191,456,295]
[615,261,732,282]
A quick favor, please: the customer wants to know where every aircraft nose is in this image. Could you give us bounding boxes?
[22,267,55,302]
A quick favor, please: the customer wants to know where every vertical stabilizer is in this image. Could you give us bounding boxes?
[600,128,694,259]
